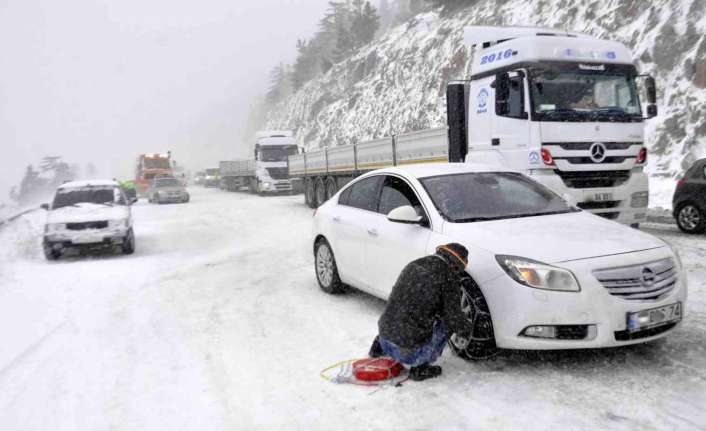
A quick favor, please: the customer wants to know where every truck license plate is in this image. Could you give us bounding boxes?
[627,302,681,332]
[591,192,613,202]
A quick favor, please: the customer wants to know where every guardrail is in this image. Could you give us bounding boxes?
[0,208,38,228]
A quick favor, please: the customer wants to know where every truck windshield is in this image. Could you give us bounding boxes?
[420,172,574,223]
[155,178,181,187]
[258,145,298,162]
[53,186,126,209]
[529,63,642,122]
[144,158,171,169]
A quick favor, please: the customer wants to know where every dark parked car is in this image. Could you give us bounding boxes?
[673,158,706,234]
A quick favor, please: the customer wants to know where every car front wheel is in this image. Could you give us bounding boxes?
[448,274,498,360]
[676,203,706,234]
[122,229,135,255]
[314,239,346,294]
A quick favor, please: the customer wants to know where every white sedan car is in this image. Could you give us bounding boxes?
[312,163,687,358]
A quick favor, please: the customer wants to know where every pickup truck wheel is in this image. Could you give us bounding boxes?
[325,177,338,200]
[43,246,61,261]
[305,179,316,208]
[448,275,497,360]
[676,203,706,234]
[314,239,346,294]
[314,178,326,207]
[122,229,135,255]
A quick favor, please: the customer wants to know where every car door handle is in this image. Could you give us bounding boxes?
[367,228,378,237]
[332,216,341,222]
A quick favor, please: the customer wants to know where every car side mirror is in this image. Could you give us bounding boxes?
[494,72,510,116]
[387,205,422,224]
[40,203,49,210]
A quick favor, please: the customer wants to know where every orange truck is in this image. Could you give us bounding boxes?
[135,153,174,196]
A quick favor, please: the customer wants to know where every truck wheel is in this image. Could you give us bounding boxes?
[314,178,326,207]
[448,274,498,360]
[305,179,316,208]
[43,245,61,261]
[325,177,338,200]
[676,203,706,234]
[314,239,346,294]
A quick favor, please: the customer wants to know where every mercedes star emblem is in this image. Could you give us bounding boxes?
[589,142,607,163]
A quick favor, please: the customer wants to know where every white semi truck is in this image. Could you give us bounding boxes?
[289,26,657,226]
[220,131,299,194]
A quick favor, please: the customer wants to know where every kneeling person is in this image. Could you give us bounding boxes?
[369,243,471,381]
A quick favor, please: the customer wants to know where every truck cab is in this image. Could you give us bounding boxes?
[455,27,656,226]
[253,131,299,194]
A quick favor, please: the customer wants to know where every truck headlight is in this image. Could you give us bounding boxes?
[496,255,580,292]
[45,223,66,233]
[630,191,649,208]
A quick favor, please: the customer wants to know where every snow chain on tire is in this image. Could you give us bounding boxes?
[451,273,498,360]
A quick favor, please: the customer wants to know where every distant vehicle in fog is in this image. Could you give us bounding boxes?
[41,180,136,260]
[147,177,190,204]
[194,171,206,185]
[135,153,174,196]
[203,168,220,188]
[673,158,706,234]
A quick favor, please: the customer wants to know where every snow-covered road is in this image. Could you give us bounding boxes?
[1,188,705,430]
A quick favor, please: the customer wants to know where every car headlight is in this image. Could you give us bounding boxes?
[45,223,66,233]
[496,255,580,292]
[109,219,129,228]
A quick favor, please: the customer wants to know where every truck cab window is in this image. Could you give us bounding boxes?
[378,176,424,217]
[505,76,525,119]
[344,176,383,212]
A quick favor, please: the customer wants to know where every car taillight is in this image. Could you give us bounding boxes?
[676,177,687,188]
[636,147,647,164]
[541,148,554,166]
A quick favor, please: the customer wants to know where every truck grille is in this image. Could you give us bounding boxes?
[561,156,629,164]
[66,221,108,230]
[555,170,630,189]
[545,142,639,151]
[266,167,289,180]
[593,258,677,301]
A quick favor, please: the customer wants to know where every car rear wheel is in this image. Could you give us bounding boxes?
[676,203,706,234]
[448,274,498,360]
[314,239,346,294]
[122,229,135,255]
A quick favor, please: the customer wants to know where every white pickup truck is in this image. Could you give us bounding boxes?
[289,26,658,227]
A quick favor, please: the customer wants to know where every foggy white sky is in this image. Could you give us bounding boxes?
[0,0,332,203]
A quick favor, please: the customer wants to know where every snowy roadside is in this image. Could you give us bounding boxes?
[0,188,704,431]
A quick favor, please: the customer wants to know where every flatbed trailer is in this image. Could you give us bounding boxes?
[288,128,448,208]
[219,160,256,192]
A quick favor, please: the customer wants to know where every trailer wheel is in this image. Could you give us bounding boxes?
[325,177,338,200]
[314,178,327,208]
[305,179,316,208]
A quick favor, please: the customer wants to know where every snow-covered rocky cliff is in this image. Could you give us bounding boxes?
[266,0,706,191]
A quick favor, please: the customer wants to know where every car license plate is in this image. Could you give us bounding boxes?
[627,302,681,332]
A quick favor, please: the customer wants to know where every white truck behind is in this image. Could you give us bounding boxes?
[289,26,657,227]
[220,131,299,194]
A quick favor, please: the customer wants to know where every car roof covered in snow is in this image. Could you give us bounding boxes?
[58,179,120,189]
[373,163,518,179]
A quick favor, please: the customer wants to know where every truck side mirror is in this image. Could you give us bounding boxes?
[644,76,656,104]
[646,104,658,118]
[494,72,510,116]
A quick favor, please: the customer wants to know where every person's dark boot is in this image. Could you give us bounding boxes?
[368,336,384,358]
[409,363,442,381]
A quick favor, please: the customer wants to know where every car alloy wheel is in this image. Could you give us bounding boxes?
[448,274,497,360]
[314,239,345,294]
[677,204,704,233]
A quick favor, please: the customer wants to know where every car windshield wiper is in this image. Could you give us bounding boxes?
[451,209,573,223]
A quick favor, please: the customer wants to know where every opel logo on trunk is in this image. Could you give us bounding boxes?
[589,142,607,163]
[641,267,656,286]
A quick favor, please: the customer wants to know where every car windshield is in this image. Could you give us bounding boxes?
[529,63,642,122]
[155,178,181,187]
[143,158,170,169]
[258,145,298,162]
[420,172,574,223]
[53,186,125,209]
